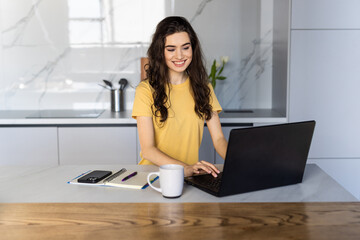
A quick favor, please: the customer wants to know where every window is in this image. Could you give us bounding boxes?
[67,0,165,46]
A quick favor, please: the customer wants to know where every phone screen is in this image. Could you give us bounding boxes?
[77,170,112,183]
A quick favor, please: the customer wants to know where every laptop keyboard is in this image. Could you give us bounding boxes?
[192,172,223,191]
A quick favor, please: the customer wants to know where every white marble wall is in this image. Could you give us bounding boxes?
[0,0,274,111]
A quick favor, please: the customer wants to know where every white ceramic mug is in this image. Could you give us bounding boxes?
[147,164,184,198]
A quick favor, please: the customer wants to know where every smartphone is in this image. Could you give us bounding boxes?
[77,170,112,183]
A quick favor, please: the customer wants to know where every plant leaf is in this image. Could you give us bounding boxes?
[210,60,217,79]
[217,62,225,76]
[216,76,226,80]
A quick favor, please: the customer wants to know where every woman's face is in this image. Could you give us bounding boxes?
[164,31,193,76]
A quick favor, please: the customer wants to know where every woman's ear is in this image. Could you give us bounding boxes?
[141,57,149,81]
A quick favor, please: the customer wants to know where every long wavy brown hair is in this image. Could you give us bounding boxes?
[145,16,212,123]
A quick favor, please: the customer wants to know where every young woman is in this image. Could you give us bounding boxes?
[132,16,227,177]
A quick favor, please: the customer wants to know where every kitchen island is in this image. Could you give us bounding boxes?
[0,164,356,203]
[0,163,358,240]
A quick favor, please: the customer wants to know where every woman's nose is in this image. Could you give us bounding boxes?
[175,49,183,59]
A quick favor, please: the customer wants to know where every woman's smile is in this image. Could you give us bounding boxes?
[172,60,187,67]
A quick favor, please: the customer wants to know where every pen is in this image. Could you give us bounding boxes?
[103,168,126,183]
[141,176,159,189]
[122,171,137,182]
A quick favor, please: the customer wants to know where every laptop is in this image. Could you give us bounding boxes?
[184,120,316,197]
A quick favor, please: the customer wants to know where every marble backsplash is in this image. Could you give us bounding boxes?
[0,0,274,111]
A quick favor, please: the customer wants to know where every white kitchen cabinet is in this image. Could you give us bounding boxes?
[292,0,360,29]
[0,127,58,165]
[289,30,360,158]
[290,0,360,200]
[58,126,137,164]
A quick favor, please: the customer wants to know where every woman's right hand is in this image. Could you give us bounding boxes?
[184,160,220,177]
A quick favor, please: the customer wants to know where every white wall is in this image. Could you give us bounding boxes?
[0,0,274,111]
[290,0,360,199]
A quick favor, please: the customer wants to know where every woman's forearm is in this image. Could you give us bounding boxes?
[141,146,219,177]
[213,137,228,160]
[141,146,188,167]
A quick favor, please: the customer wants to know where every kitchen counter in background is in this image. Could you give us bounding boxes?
[0,109,286,125]
[0,109,287,166]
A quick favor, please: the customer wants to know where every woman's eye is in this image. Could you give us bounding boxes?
[183,47,190,50]
[167,49,175,52]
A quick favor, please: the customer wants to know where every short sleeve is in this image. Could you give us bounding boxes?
[131,81,154,119]
[208,84,222,113]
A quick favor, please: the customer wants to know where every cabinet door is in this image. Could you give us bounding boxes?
[58,127,137,164]
[292,0,360,29]
[289,30,360,158]
[0,127,58,165]
[199,126,215,164]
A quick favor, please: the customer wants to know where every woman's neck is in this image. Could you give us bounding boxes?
[169,71,187,85]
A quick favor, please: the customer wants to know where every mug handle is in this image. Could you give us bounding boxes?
[147,172,161,193]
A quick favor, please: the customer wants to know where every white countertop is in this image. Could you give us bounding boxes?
[0,109,287,125]
[0,164,356,203]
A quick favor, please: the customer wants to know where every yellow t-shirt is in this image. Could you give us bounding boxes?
[132,78,222,165]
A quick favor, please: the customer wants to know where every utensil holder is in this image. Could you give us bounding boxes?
[110,89,124,112]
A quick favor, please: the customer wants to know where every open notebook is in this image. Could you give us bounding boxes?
[68,169,156,190]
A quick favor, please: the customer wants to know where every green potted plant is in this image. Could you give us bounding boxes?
[209,56,229,88]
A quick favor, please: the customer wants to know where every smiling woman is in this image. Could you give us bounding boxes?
[164,32,193,82]
[132,16,228,177]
